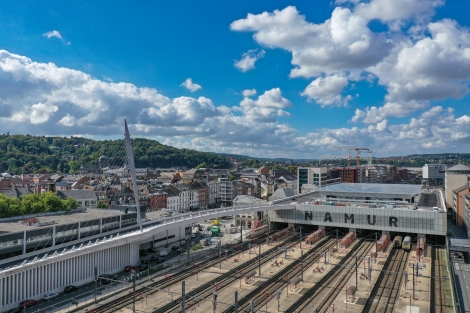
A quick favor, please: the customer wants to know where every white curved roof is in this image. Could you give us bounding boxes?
[1,173,12,178]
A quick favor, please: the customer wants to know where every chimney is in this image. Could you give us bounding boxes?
[37,184,41,194]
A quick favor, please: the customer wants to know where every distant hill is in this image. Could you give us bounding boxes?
[216,153,317,163]
[0,135,230,175]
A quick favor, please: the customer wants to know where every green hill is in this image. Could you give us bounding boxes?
[0,134,230,175]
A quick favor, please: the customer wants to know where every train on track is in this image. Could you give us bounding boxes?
[402,236,412,251]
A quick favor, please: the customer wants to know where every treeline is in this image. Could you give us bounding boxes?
[0,135,230,175]
[0,192,80,218]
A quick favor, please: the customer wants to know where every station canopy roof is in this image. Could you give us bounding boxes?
[315,183,422,196]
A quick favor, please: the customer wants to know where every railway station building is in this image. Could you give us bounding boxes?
[269,183,447,241]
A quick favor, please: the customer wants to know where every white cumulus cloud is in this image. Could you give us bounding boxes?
[43,30,62,40]
[242,89,257,97]
[234,49,265,72]
[301,74,352,107]
[180,78,202,92]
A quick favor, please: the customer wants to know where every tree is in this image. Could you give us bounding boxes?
[97,200,107,209]
[63,198,80,211]
[196,162,208,169]
[40,192,64,212]
[287,165,297,173]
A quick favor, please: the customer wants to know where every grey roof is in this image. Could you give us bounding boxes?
[233,195,265,204]
[447,164,470,171]
[270,188,295,199]
[57,189,97,201]
[0,188,35,199]
[454,185,469,193]
[315,183,422,195]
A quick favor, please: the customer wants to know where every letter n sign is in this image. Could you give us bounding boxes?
[305,211,312,221]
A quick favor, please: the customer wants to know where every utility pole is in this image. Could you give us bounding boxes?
[412,263,415,299]
[259,244,262,275]
[186,225,190,265]
[299,226,302,249]
[234,291,239,313]
[219,241,222,269]
[355,256,358,290]
[212,291,218,313]
[301,250,304,281]
[375,232,378,254]
[182,281,186,313]
[336,229,338,251]
[132,270,136,313]
[240,221,243,243]
[276,289,282,311]
[94,267,98,302]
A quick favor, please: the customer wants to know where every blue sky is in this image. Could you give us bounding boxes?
[0,0,468,158]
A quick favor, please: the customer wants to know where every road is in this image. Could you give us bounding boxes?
[450,251,470,313]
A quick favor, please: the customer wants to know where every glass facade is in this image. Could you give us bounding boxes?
[299,169,308,191]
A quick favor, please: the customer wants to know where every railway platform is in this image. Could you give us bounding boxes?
[396,249,432,313]
[192,239,316,312]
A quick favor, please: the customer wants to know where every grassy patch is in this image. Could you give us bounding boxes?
[191,243,203,251]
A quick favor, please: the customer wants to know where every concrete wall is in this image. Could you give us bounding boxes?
[445,173,469,208]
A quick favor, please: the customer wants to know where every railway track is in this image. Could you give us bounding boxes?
[92,234,270,313]
[361,248,409,313]
[221,237,336,313]
[282,240,371,313]
[295,241,373,313]
[151,237,302,313]
[431,246,452,313]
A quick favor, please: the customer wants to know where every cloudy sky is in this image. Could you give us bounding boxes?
[0,0,469,158]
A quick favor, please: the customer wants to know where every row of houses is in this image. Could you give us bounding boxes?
[0,165,299,212]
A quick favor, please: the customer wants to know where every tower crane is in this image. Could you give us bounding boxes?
[335,147,372,167]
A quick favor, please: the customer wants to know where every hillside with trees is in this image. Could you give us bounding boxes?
[0,134,230,175]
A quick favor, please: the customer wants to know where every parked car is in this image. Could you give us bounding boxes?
[124,265,136,272]
[19,300,37,308]
[160,250,169,256]
[5,307,22,313]
[179,241,186,246]
[171,246,179,251]
[191,234,196,238]
[43,293,59,301]
[190,241,195,246]
[139,264,150,271]
[64,285,79,293]
[150,256,157,262]
[147,247,157,253]
[155,257,165,263]
[140,259,150,264]
[99,274,116,285]
[139,249,147,257]
[178,248,187,254]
